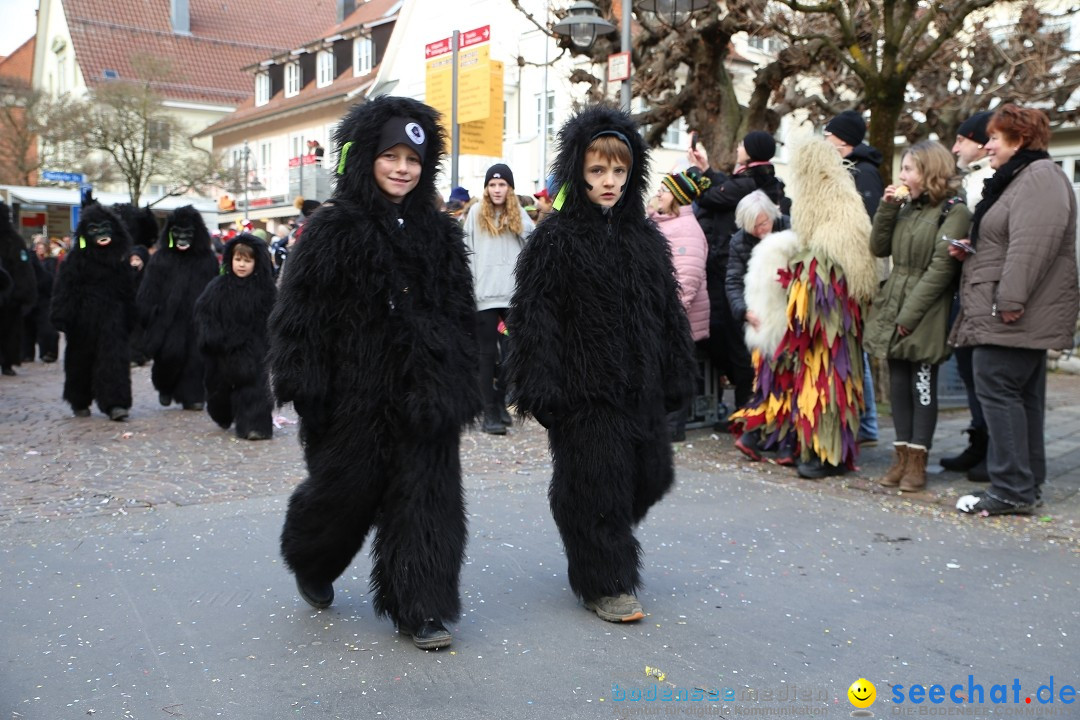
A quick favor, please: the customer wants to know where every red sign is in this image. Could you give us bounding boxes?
[460,25,491,48]
[20,212,46,227]
[288,154,320,168]
[425,37,451,58]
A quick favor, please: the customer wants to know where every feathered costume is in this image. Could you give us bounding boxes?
[269,96,480,630]
[193,234,276,440]
[138,206,219,409]
[732,140,877,470]
[506,106,698,603]
[50,203,136,418]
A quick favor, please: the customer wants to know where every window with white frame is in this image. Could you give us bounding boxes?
[353,36,373,76]
[290,134,305,160]
[317,50,335,87]
[57,54,68,95]
[662,117,687,148]
[255,73,270,106]
[536,91,555,137]
[259,141,272,186]
[285,62,301,97]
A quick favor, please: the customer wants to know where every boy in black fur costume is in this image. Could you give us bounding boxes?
[269,96,480,650]
[194,234,276,440]
[0,201,37,376]
[50,204,136,419]
[138,206,219,409]
[506,105,698,623]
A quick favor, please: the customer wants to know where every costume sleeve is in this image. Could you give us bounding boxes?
[193,279,236,355]
[136,256,173,355]
[895,204,968,331]
[505,224,568,421]
[49,254,77,332]
[996,165,1074,314]
[696,174,752,214]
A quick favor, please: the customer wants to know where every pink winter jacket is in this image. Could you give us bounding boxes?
[651,205,710,341]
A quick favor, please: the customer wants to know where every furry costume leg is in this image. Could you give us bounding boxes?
[204,366,234,429]
[0,311,23,368]
[92,329,132,413]
[280,431,388,585]
[232,378,273,439]
[548,405,644,601]
[62,339,95,411]
[172,342,207,406]
[370,431,466,628]
[632,402,676,524]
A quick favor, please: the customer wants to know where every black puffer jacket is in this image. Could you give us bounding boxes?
[847,144,885,219]
[694,164,789,325]
[724,215,792,324]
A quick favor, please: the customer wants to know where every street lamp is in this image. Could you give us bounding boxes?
[637,0,712,29]
[552,1,615,49]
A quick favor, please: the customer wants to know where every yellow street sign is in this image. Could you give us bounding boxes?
[425,54,453,123]
[459,60,503,157]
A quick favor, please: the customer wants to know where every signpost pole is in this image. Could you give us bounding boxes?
[451,30,460,189]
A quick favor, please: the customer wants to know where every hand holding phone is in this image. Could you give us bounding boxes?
[689,130,699,150]
[945,236,975,257]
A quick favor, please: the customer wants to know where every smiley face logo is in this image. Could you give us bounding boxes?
[848,678,876,709]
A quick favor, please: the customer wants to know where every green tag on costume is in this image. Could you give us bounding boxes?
[337,141,353,175]
[552,183,569,212]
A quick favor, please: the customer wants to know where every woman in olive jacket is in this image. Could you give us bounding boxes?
[864,141,970,492]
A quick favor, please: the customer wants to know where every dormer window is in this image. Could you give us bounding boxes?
[353,36,373,76]
[285,61,301,98]
[317,50,335,88]
[255,72,270,106]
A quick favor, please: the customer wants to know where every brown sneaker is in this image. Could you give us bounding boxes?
[585,593,645,622]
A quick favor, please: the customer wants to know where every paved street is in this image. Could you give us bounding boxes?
[1,358,1078,718]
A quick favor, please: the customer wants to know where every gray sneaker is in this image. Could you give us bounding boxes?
[585,593,644,622]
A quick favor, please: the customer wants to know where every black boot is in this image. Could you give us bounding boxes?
[940,427,987,472]
[481,406,507,435]
[967,457,989,483]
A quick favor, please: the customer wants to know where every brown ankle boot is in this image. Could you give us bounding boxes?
[878,443,909,487]
[899,445,928,492]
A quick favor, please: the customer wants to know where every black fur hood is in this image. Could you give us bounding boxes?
[221,233,274,284]
[112,203,159,248]
[332,95,446,213]
[73,203,132,265]
[549,104,650,219]
[157,205,213,256]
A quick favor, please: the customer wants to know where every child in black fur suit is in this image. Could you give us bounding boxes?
[50,203,136,419]
[0,201,37,376]
[138,206,219,410]
[269,96,480,650]
[194,234,276,440]
[506,105,698,623]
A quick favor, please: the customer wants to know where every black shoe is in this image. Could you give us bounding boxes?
[1,366,16,376]
[941,427,988,472]
[295,576,333,609]
[42,353,57,363]
[481,413,507,435]
[108,407,130,421]
[956,492,1034,516]
[400,619,452,650]
[735,432,763,461]
[670,427,686,442]
[73,407,91,418]
[183,402,205,411]
[797,458,849,479]
[244,430,270,441]
[159,392,172,406]
[499,406,512,426]
[967,458,989,483]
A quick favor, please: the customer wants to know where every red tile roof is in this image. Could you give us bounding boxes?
[62,0,342,105]
[0,37,36,84]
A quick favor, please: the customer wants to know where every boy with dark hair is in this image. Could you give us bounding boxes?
[507,105,698,623]
[269,96,479,650]
[194,234,277,441]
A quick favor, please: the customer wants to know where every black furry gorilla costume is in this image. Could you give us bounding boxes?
[506,106,698,606]
[193,234,276,440]
[137,206,218,409]
[50,203,136,418]
[269,96,480,634]
[0,201,37,374]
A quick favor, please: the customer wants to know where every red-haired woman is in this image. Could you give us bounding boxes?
[949,104,1079,516]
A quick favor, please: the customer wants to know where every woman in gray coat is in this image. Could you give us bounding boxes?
[949,104,1079,516]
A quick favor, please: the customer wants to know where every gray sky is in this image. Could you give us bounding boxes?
[0,0,38,56]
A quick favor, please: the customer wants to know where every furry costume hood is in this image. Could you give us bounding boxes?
[112,203,159,248]
[549,105,650,219]
[73,203,133,265]
[743,229,801,356]
[221,233,274,284]
[158,205,213,256]
[0,201,18,247]
[332,95,445,213]
[788,139,877,303]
